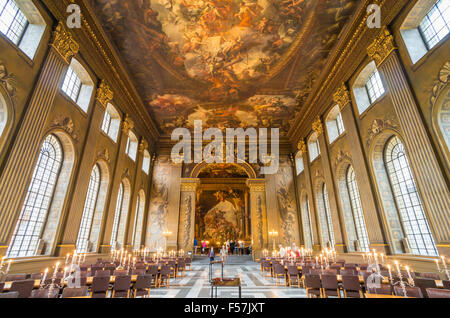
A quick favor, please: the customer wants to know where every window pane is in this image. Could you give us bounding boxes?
[61,67,82,103]
[419,0,450,50]
[365,70,385,104]
[301,196,313,249]
[385,136,438,256]
[133,194,145,250]
[0,0,28,45]
[7,135,63,257]
[346,166,370,252]
[110,183,124,248]
[322,185,335,249]
[101,111,112,135]
[76,165,101,253]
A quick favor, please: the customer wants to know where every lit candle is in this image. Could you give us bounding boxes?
[387,264,393,281]
[405,265,413,282]
[42,268,49,285]
[394,260,401,276]
[63,267,68,280]
[380,253,385,264]
[0,256,5,268]
[65,253,70,265]
[6,259,12,272]
[441,256,447,269]
[53,262,60,277]
[435,259,441,271]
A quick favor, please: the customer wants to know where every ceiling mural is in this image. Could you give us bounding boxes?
[90,0,359,135]
[197,163,249,178]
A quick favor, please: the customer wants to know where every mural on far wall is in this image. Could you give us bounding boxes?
[196,189,245,245]
[146,156,171,250]
[275,164,300,246]
[150,94,299,134]
[197,163,248,178]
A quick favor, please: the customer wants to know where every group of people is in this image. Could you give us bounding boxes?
[193,238,251,263]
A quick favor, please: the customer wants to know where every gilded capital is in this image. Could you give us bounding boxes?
[312,116,323,136]
[138,138,148,153]
[297,139,306,154]
[122,114,134,134]
[180,178,201,192]
[246,179,266,192]
[50,22,79,64]
[333,83,351,109]
[367,26,397,67]
[96,80,114,108]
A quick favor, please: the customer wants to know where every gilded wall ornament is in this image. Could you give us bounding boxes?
[96,80,114,108]
[366,117,399,147]
[50,116,79,142]
[122,114,134,134]
[0,61,17,98]
[333,83,351,109]
[139,138,148,153]
[367,26,397,67]
[312,116,323,136]
[97,148,111,163]
[430,60,450,107]
[297,139,306,154]
[50,22,79,64]
[334,150,352,169]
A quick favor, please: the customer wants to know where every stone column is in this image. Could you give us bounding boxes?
[177,178,200,252]
[298,140,321,251]
[0,22,79,256]
[57,81,113,256]
[314,117,346,253]
[126,138,148,249]
[333,84,388,253]
[99,115,134,254]
[290,153,305,247]
[368,27,450,254]
[246,179,268,259]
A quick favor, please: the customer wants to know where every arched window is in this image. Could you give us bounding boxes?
[142,150,151,174]
[0,0,46,59]
[132,191,145,250]
[61,59,94,113]
[301,194,313,249]
[317,183,335,249]
[295,151,304,175]
[353,62,386,114]
[326,105,345,143]
[0,88,8,139]
[101,103,121,142]
[401,0,449,64]
[384,136,438,256]
[346,166,370,252]
[111,180,130,249]
[126,131,138,161]
[308,133,321,162]
[7,134,63,257]
[76,164,101,253]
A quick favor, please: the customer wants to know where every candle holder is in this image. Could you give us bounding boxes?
[0,259,12,283]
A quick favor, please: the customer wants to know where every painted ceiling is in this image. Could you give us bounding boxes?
[90,0,359,135]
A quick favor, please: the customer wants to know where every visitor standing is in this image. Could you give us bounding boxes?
[220,245,227,263]
[194,238,198,255]
[202,240,207,255]
[208,247,215,263]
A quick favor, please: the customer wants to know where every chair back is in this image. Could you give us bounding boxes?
[91,266,104,274]
[341,275,361,292]
[393,286,423,298]
[135,275,152,290]
[419,272,440,280]
[147,265,159,275]
[31,288,60,298]
[0,292,19,298]
[114,269,129,277]
[273,264,285,275]
[341,269,357,276]
[62,286,89,298]
[10,279,35,298]
[304,274,321,289]
[321,274,338,290]
[287,266,298,276]
[30,273,42,280]
[132,269,146,276]
[426,288,450,298]
[414,278,437,298]
[5,274,27,281]
[104,266,116,275]
[323,269,337,276]
[114,275,131,292]
[0,282,4,293]
[160,266,172,276]
[366,284,392,295]
[344,264,357,269]
[95,270,111,277]
[91,276,110,293]
[442,280,450,289]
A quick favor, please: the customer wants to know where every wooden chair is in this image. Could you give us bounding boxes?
[133,275,152,298]
[112,275,131,298]
[393,286,423,298]
[341,275,363,298]
[321,274,341,298]
[304,274,322,298]
[426,288,450,298]
[273,264,287,286]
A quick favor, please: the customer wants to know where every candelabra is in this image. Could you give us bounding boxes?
[268,230,278,252]
[0,258,12,283]
[435,256,450,280]
[162,230,172,252]
[38,263,65,298]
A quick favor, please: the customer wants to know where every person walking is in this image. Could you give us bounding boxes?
[230,241,235,255]
[194,238,198,255]
[208,247,215,263]
[202,240,207,255]
[220,245,227,263]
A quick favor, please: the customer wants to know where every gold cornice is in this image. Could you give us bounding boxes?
[180,178,201,192]
[96,80,114,108]
[122,114,134,134]
[312,117,323,136]
[333,83,351,109]
[50,21,79,64]
[367,26,397,67]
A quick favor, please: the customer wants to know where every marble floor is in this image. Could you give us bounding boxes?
[149,257,308,298]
